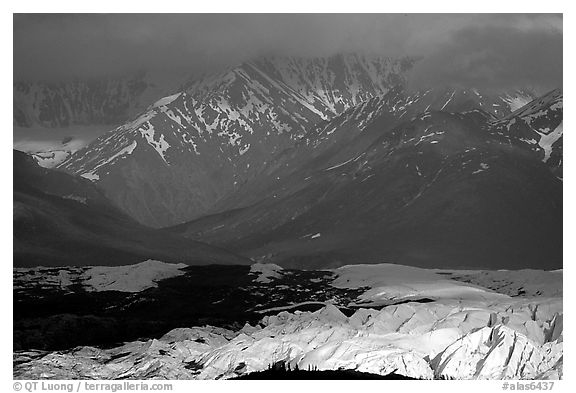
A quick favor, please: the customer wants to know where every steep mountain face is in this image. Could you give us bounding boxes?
[172,90,562,270]
[59,55,414,227]
[237,54,415,114]
[13,150,249,267]
[13,70,189,128]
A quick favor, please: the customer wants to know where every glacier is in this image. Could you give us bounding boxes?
[13,262,562,380]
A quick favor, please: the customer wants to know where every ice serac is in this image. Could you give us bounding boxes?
[58,55,413,227]
[432,324,563,380]
[13,299,562,380]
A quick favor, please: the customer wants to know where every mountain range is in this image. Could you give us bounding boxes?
[54,54,415,227]
[14,53,562,270]
[171,87,563,269]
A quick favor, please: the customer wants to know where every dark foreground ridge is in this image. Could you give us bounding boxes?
[233,369,418,380]
[232,362,418,380]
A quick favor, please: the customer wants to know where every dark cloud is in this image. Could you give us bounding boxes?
[14,14,562,91]
[408,24,563,92]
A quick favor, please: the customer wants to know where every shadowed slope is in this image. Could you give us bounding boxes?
[14,150,250,267]
[172,90,562,269]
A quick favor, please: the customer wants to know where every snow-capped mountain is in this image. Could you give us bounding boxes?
[58,54,415,227]
[211,85,536,208]
[18,54,559,270]
[173,89,562,270]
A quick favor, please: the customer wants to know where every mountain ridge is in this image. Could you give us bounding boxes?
[170,89,562,270]
[57,54,416,227]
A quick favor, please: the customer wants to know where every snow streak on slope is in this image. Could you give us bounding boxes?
[303,86,534,151]
[537,122,563,162]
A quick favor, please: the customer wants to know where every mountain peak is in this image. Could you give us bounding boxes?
[58,54,414,227]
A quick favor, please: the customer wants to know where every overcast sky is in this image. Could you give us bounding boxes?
[13,14,562,91]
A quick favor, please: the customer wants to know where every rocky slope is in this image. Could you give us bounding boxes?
[172,89,562,270]
[489,88,563,177]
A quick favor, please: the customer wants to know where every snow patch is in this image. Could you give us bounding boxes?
[62,195,87,204]
[536,122,563,162]
[250,263,284,283]
[139,123,171,163]
[82,260,188,293]
[80,171,99,181]
[151,93,182,108]
[325,157,356,171]
[32,150,72,168]
[472,163,490,175]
